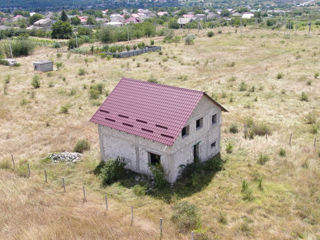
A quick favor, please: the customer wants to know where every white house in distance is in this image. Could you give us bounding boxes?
[90,78,227,183]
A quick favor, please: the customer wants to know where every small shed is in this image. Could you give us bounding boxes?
[33,60,53,72]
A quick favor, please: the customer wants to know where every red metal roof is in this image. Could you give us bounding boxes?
[90,77,226,146]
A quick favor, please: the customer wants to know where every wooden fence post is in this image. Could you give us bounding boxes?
[62,177,66,192]
[130,206,133,226]
[160,218,163,239]
[105,194,108,210]
[191,231,194,240]
[314,137,317,149]
[44,169,47,183]
[83,185,87,202]
[11,155,15,171]
[27,163,30,178]
[289,133,292,146]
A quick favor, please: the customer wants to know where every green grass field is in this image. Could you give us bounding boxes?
[0,27,320,239]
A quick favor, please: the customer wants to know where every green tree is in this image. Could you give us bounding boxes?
[29,13,43,25]
[60,10,68,22]
[70,16,81,25]
[87,16,96,25]
[221,9,230,17]
[51,20,72,39]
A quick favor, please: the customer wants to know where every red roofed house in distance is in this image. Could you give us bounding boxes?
[90,77,228,183]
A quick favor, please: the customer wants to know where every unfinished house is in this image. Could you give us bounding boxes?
[33,60,53,72]
[90,78,227,183]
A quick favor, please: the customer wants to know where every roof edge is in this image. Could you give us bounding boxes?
[203,92,228,112]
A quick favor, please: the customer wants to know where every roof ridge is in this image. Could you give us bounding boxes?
[121,77,204,94]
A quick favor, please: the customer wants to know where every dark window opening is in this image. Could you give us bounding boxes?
[196,118,203,129]
[212,114,217,125]
[149,152,161,165]
[182,126,189,137]
[211,141,216,148]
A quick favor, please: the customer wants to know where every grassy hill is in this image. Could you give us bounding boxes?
[0,27,320,239]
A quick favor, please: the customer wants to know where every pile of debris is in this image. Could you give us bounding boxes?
[50,152,81,163]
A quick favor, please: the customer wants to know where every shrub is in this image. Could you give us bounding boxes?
[258,153,269,165]
[0,159,11,170]
[204,155,224,172]
[60,104,70,114]
[226,142,233,154]
[300,92,308,102]
[0,39,35,57]
[185,35,195,45]
[218,212,227,224]
[53,42,61,48]
[0,59,9,66]
[55,62,63,70]
[150,39,155,45]
[100,159,126,186]
[276,72,283,79]
[73,139,90,153]
[305,112,317,124]
[132,185,146,196]
[78,68,86,76]
[149,163,167,189]
[31,75,40,88]
[148,77,158,83]
[279,148,286,157]
[171,201,200,233]
[229,124,239,133]
[239,81,247,91]
[241,180,254,201]
[257,177,263,191]
[227,62,235,67]
[207,31,214,37]
[251,122,271,136]
[314,72,319,79]
[89,83,104,99]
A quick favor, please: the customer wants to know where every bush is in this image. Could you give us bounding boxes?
[185,35,195,45]
[226,142,233,154]
[73,139,90,153]
[53,42,61,48]
[276,72,284,79]
[31,75,40,88]
[218,212,227,224]
[258,153,269,165]
[0,39,35,57]
[89,83,104,100]
[60,104,70,114]
[55,62,63,70]
[0,159,11,170]
[132,185,146,196]
[100,159,126,186]
[279,148,286,157]
[78,68,86,76]
[239,81,247,91]
[300,92,308,102]
[305,112,317,124]
[229,124,239,133]
[204,155,224,172]
[207,31,214,37]
[0,59,9,66]
[171,201,200,233]
[149,163,167,189]
[241,180,254,201]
